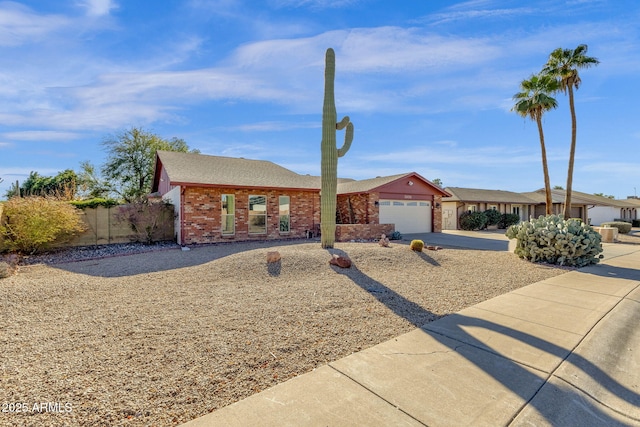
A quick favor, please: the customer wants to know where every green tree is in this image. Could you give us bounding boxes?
[512,74,559,215]
[77,160,113,199]
[5,170,78,199]
[542,44,599,219]
[553,185,564,190]
[431,178,443,188]
[101,127,199,202]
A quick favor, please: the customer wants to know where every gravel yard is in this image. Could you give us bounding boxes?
[1,239,568,426]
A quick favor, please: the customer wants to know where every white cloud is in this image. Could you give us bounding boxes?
[0,2,70,46]
[1,131,83,141]
[222,121,320,132]
[79,0,117,17]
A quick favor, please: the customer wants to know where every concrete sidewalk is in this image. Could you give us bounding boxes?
[182,243,640,427]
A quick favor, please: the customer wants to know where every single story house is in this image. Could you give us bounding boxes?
[151,151,448,245]
[441,187,539,230]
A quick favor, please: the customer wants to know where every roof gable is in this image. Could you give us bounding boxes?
[338,173,449,196]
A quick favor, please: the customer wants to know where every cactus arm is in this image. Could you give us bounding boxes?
[337,121,353,158]
[336,116,350,130]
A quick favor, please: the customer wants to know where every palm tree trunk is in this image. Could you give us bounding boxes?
[564,83,577,219]
[536,115,553,215]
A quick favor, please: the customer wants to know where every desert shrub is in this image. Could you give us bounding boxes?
[115,200,173,244]
[410,239,424,252]
[389,231,402,240]
[0,196,87,254]
[484,209,502,226]
[499,213,521,229]
[506,215,602,267]
[70,198,119,209]
[459,211,487,231]
[601,221,632,234]
[0,261,10,279]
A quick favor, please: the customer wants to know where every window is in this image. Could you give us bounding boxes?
[406,201,418,206]
[468,205,477,212]
[249,195,267,234]
[512,206,521,216]
[489,205,498,211]
[379,201,391,206]
[221,194,235,235]
[279,196,290,233]
[393,201,404,206]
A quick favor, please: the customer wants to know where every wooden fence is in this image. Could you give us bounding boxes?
[69,205,175,246]
[0,203,175,249]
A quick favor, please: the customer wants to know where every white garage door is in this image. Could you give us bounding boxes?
[379,200,432,233]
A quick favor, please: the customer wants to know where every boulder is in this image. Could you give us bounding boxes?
[378,234,390,247]
[329,254,352,268]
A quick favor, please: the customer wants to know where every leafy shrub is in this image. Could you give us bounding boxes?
[499,213,521,229]
[484,209,502,226]
[115,200,173,244]
[70,198,119,209]
[410,239,424,252]
[0,197,87,254]
[601,221,632,234]
[506,215,603,267]
[459,211,487,231]
[389,231,402,240]
[633,219,640,228]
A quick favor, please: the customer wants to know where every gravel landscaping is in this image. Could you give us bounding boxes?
[1,239,569,426]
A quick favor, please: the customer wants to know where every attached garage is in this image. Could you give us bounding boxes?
[336,172,449,234]
[379,200,432,233]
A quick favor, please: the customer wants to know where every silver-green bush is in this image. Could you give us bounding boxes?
[506,215,603,267]
[600,221,632,234]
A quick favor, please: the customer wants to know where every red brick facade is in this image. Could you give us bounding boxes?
[181,187,320,244]
[335,223,395,242]
[433,195,443,233]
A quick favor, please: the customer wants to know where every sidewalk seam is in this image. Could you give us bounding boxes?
[507,281,640,425]
[326,364,428,426]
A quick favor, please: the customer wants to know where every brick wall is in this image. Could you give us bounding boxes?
[182,187,319,244]
[337,194,369,224]
[433,195,443,233]
[335,223,394,242]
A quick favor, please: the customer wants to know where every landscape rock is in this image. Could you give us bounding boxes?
[266,251,281,263]
[378,234,390,247]
[329,254,352,268]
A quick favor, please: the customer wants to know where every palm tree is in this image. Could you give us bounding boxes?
[512,74,559,215]
[542,44,599,219]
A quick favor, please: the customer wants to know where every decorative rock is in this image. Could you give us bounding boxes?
[378,234,390,247]
[329,254,352,268]
[266,251,281,263]
[426,245,443,251]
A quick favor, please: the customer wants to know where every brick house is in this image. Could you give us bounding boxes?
[151,151,448,245]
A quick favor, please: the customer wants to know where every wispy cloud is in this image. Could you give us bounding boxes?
[222,121,320,132]
[78,0,118,17]
[269,0,362,9]
[1,130,83,141]
[0,2,70,46]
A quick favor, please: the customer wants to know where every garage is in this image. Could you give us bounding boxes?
[379,200,432,233]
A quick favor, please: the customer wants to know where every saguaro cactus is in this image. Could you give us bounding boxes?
[321,48,354,249]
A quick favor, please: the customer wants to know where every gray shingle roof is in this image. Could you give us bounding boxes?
[444,187,539,204]
[336,173,409,194]
[156,151,320,190]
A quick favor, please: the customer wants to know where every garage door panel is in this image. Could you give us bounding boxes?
[379,200,431,233]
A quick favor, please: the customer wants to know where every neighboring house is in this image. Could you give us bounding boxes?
[441,187,538,230]
[523,189,637,225]
[571,192,637,225]
[151,151,448,245]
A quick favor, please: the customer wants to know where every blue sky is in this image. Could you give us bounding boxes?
[1,0,639,199]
